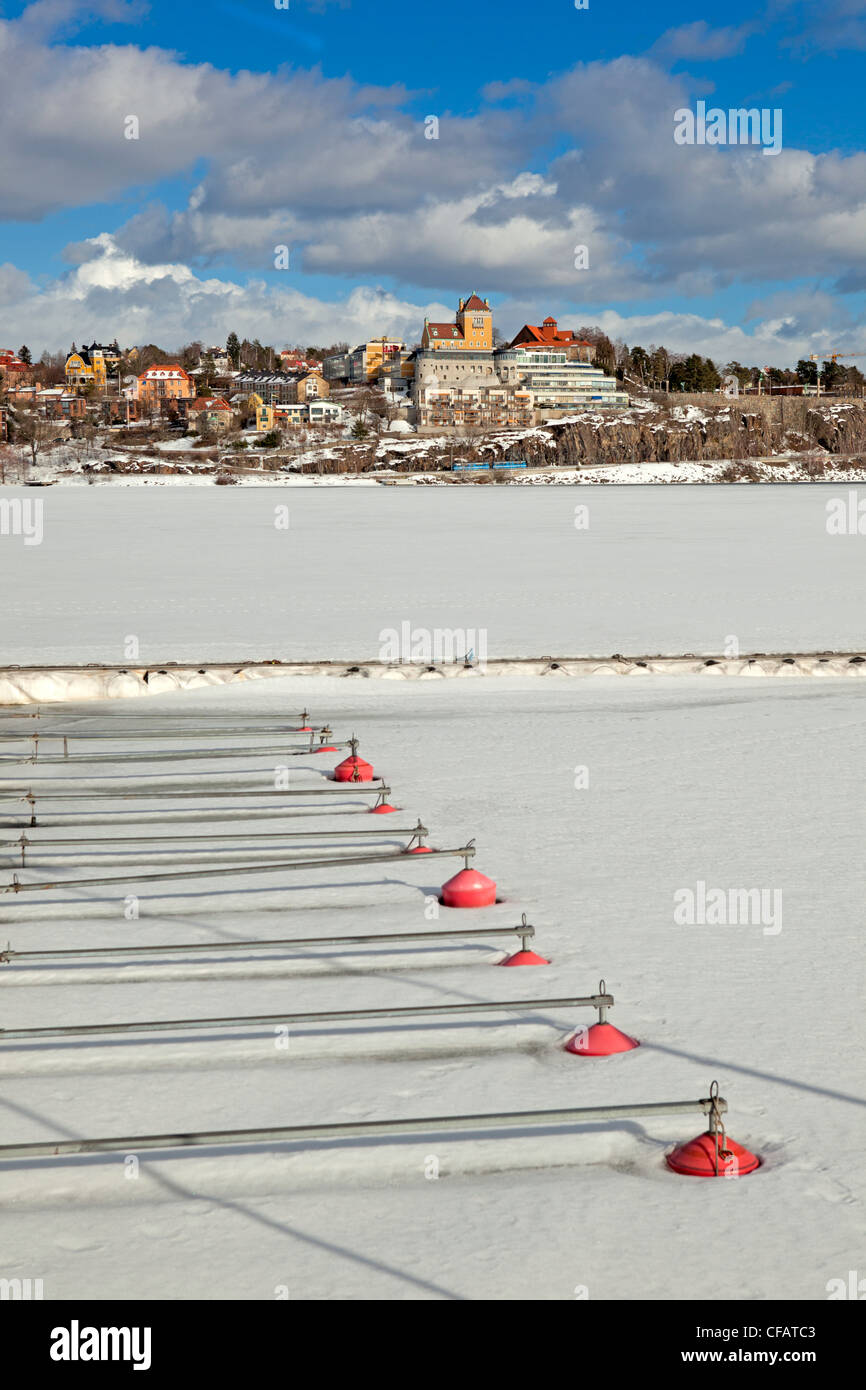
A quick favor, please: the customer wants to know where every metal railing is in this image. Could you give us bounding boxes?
[0,920,539,968]
[3,820,429,867]
[0,742,349,768]
[2,783,391,827]
[0,1087,726,1163]
[1,842,475,896]
[0,984,611,1043]
[0,724,337,745]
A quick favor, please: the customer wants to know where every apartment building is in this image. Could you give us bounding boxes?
[135,365,195,407]
[495,347,629,415]
[323,337,404,383]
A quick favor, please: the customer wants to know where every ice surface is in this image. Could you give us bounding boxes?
[1,675,863,1300]
[2,486,865,664]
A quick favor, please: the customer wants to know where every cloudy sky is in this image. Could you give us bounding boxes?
[1,0,865,363]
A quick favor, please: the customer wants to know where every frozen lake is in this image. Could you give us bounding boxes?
[1,484,864,664]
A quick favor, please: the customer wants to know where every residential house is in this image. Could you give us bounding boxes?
[294,369,329,403]
[65,341,122,391]
[3,385,87,420]
[188,397,233,433]
[200,346,232,374]
[308,400,343,425]
[36,388,87,420]
[234,370,296,404]
[509,317,596,362]
[4,384,40,405]
[105,396,142,424]
[0,349,31,382]
[274,403,308,428]
[135,365,195,410]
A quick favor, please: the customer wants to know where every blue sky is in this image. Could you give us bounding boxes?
[1,0,865,362]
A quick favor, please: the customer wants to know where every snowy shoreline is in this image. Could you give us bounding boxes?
[2,653,865,704]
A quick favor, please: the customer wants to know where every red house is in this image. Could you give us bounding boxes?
[508,317,595,362]
[0,349,30,379]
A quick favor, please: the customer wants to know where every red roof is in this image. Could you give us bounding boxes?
[462,294,488,311]
[510,320,594,349]
[426,323,463,338]
[0,351,28,371]
[138,364,191,380]
[189,397,231,411]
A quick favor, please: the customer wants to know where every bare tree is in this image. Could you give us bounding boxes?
[16,408,62,475]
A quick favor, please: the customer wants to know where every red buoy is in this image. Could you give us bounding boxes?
[370,802,397,814]
[501,915,547,965]
[564,1022,640,1056]
[333,755,374,782]
[441,867,496,908]
[316,746,339,754]
[666,1132,759,1178]
[333,736,374,783]
[406,844,433,852]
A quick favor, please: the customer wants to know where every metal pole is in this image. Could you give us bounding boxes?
[2,820,427,849]
[0,727,333,743]
[0,711,319,726]
[0,922,535,966]
[11,841,415,867]
[1,784,391,826]
[4,821,429,866]
[2,806,380,829]
[0,988,611,1042]
[2,842,474,894]
[0,1091,726,1162]
[1,784,386,802]
[0,744,349,768]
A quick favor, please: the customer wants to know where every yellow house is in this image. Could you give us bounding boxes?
[275,403,307,427]
[65,341,122,391]
[258,402,308,430]
[421,294,493,351]
[294,370,329,402]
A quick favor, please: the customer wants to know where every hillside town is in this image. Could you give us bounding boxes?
[1,293,865,482]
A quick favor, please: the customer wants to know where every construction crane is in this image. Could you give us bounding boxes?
[809,351,866,397]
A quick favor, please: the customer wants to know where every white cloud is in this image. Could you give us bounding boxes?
[651,21,756,61]
[0,233,451,352]
[2,2,866,360]
[2,233,863,365]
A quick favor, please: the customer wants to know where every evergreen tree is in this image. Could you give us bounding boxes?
[795,359,818,385]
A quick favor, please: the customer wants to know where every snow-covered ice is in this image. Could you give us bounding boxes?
[2,485,865,665]
[1,674,864,1300]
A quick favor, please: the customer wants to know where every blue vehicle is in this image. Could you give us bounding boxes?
[452,458,527,471]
